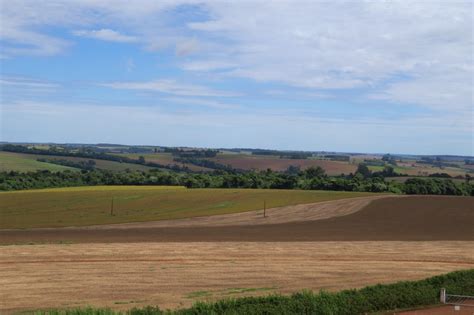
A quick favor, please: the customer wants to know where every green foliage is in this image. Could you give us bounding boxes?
[404,177,472,195]
[355,164,372,178]
[1,168,472,195]
[34,270,474,315]
[173,157,235,172]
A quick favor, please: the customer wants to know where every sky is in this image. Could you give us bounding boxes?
[0,0,472,155]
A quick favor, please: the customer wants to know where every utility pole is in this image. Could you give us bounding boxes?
[110,197,114,216]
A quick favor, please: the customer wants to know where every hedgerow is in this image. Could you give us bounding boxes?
[34,269,474,315]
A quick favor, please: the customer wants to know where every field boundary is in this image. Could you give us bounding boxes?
[0,192,387,231]
[29,194,395,231]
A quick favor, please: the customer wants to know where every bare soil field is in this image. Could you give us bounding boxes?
[210,155,357,175]
[1,196,472,244]
[1,241,473,313]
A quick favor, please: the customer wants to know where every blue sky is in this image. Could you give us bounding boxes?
[0,1,472,155]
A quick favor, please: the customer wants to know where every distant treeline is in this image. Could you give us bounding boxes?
[173,157,235,172]
[34,269,474,315]
[252,149,314,160]
[250,151,351,161]
[164,148,218,158]
[1,167,472,195]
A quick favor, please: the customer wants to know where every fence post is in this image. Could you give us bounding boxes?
[440,288,446,304]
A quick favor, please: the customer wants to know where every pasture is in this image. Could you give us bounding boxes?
[0,152,154,172]
[0,186,375,229]
[0,151,77,172]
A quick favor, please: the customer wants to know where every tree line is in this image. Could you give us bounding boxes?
[1,167,472,195]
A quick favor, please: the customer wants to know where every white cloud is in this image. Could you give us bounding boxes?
[163,97,240,110]
[73,29,138,43]
[100,79,239,97]
[180,60,237,71]
[0,77,59,90]
[175,38,199,56]
[1,0,472,119]
[186,1,473,110]
[0,0,191,57]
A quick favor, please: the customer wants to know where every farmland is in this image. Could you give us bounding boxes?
[0,151,77,172]
[0,151,154,172]
[1,242,473,313]
[114,153,212,171]
[2,195,473,243]
[1,187,473,313]
[0,186,375,229]
[1,145,473,314]
[368,162,470,177]
[2,144,472,181]
[210,152,357,175]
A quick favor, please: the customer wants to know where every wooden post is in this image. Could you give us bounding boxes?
[263,200,266,218]
[440,288,446,304]
[110,197,114,216]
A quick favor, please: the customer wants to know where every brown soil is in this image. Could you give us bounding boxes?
[1,196,472,244]
[211,156,357,175]
[1,241,473,313]
[23,195,391,230]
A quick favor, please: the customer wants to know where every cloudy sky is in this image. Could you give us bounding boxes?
[0,0,472,155]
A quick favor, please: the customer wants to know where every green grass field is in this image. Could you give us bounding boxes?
[0,151,154,172]
[0,151,78,172]
[0,186,375,229]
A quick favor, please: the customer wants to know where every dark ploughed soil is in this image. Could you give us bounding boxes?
[1,196,472,244]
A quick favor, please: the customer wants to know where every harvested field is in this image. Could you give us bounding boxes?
[1,241,473,313]
[0,186,374,229]
[210,155,357,175]
[1,196,472,244]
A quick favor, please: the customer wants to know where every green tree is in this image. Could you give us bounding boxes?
[356,164,371,178]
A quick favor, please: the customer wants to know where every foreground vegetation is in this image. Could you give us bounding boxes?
[0,186,374,228]
[33,269,474,314]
